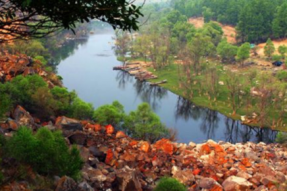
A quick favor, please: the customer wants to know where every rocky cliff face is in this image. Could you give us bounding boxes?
[1,107,287,191]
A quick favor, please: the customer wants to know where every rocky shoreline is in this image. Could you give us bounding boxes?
[1,106,287,191]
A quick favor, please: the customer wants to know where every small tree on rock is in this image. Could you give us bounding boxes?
[236,42,250,66]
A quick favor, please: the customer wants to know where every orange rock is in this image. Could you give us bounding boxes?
[154,139,174,155]
[105,124,114,134]
[200,144,211,155]
[238,164,247,171]
[216,156,228,165]
[94,124,101,131]
[210,184,223,191]
[116,131,126,139]
[81,120,89,126]
[241,158,252,167]
[8,120,18,130]
[105,149,114,165]
[84,123,93,130]
[140,141,150,153]
[213,144,224,153]
[193,168,201,175]
[129,140,138,147]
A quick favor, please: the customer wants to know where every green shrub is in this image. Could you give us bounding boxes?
[70,98,94,120]
[154,177,186,191]
[124,103,169,143]
[276,70,287,81]
[276,132,287,144]
[93,101,125,126]
[6,127,83,180]
[272,54,282,61]
[34,55,48,66]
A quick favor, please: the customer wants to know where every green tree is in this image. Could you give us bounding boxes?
[70,98,94,120]
[203,7,214,23]
[93,101,125,126]
[124,103,169,143]
[278,45,287,59]
[264,38,275,59]
[6,127,83,180]
[216,40,238,62]
[0,0,143,42]
[236,42,250,65]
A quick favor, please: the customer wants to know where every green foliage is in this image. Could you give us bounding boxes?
[34,56,48,65]
[124,103,169,143]
[272,54,282,62]
[203,7,214,23]
[264,38,275,59]
[236,42,250,63]
[93,101,125,126]
[278,45,287,59]
[275,132,287,144]
[6,127,83,180]
[70,98,94,120]
[217,40,238,62]
[276,71,287,81]
[154,177,186,191]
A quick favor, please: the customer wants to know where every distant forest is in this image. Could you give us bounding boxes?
[171,0,287,43]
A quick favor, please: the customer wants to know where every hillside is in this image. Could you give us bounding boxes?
[188,17,237,44]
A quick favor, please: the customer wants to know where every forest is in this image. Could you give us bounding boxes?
[172,0,287,42]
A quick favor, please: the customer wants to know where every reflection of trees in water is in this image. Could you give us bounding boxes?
[116,71,133,89]
[50,39,88,71]
[175,96,203,121]
[133,80,168,111]
[200,109,220,140]
[224,117,277,144]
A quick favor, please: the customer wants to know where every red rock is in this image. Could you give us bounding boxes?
[116,131,126,139]
[154,139,174,155]
[129,140,138,147]
[241,158,252,167]
[81,120,89,126]
[84,123,93,130]
[105,149,114,165]
[8,120,18,130]
[94,124,101,132]
[139,141,150,153]
[200,144,211,155]
[193,168,201,175]
[105,124,114,134]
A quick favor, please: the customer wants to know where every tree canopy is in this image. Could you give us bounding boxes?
[0,0,143,42]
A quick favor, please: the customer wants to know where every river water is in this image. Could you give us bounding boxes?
[57,33,277,144]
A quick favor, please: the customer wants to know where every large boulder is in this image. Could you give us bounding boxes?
[115,166,142,191]
[55,176,79,191]
[12,105,35,128]
[68,131,88,145]
[55,116,83,131]
[222,176,253,191]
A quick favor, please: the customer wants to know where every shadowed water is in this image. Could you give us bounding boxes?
[57,33,277,144]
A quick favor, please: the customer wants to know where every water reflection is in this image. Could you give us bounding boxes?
[174,96,277,143]
[224,118,277,143]
[116,71,134,89]
[175,97,202,121]
[133,80,168,111]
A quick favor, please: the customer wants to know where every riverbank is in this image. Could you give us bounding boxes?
[125,59,287,132]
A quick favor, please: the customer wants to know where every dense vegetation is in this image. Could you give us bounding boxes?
[113,2,287,130]
[154,177,187,191]
[0,127,83,183]
[172,0,287,42]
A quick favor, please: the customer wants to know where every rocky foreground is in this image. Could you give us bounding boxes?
[1,106,287,191]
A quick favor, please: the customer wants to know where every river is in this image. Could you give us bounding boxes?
[57,33,277,144]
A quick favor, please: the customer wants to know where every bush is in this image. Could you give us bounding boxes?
[6,127,83,180]
[276,70,287,81]
[69,98,94,120]
[93,101,125,126]
[276,132,287,144]
[34,55,48,66]
[154,177,186,191]
[124,103,170,143]
[272,54,282,61]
